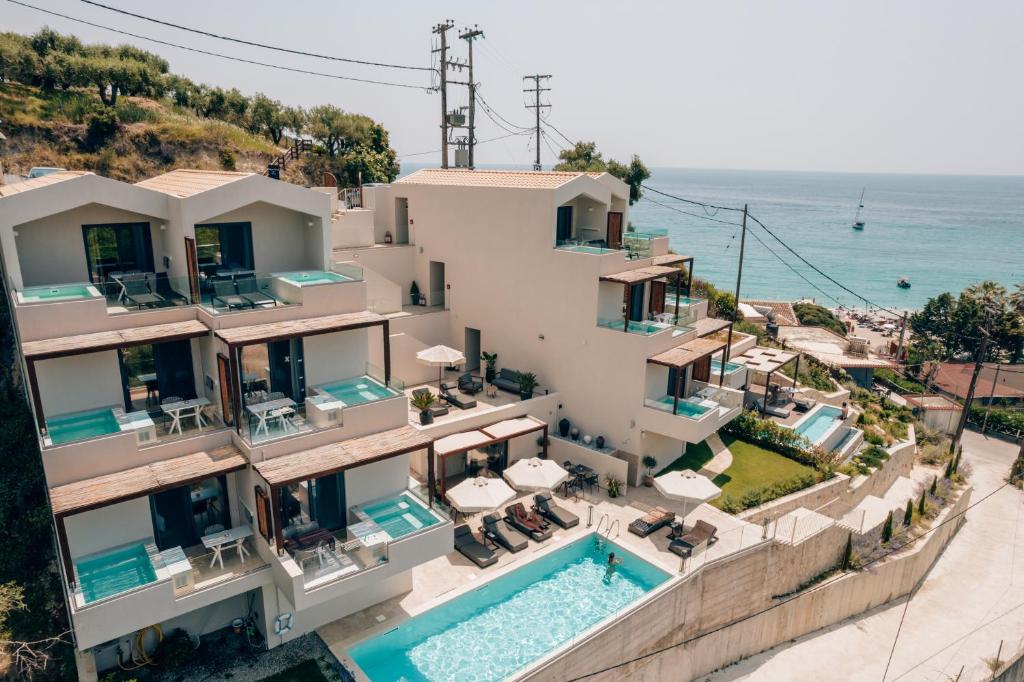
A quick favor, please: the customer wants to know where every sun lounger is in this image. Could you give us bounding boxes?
[236,276,277,308]
[750,397,792,419]
[668,539,693,559]
[212,279,252,310]
[481,512,528,552]
[505,503,552,541]
[627,506,675,538]
[454,524,497,568]
[123,275,165,309]
[674,520,718,549]
[533,492,579,529]
[440,382,477,410]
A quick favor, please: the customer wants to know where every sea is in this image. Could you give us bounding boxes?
[399,164,1024,311]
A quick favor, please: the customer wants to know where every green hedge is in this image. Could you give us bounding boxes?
[969,407,1024,435]
[723,410,827,470]
[719,472,820,513]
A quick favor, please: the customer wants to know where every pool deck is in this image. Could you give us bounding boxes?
[317,484,763,674]
[403,371,548,427]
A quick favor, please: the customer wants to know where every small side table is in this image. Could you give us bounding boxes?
[485,384,498,399]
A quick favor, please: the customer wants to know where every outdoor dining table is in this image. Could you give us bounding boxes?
[160,397,211,435]
[245,397,297,437]
[201,525,253,570]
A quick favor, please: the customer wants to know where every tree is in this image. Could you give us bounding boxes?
[911,282,1024,363]
[793,302,847,337]
[306,105,371,158]
[881,510,894,543]
[903,499,913,526]
[553,141,650,205]
[917,489,926,515]
[841,533,853,570]
[929,475,937,495]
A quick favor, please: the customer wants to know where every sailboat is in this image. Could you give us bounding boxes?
[851,188,866,230]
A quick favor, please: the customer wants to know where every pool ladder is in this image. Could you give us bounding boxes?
[594,515,620,549]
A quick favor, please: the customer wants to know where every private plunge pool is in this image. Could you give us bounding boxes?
[274,270,352,286]
[791,404,844,445]
[315,375,399,407]
[17,283,101,304]
[74,543,158,605]
[351,491,443,540]
[45,407,121,446]
[348,534,670,682]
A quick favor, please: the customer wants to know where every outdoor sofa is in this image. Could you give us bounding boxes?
[490,368,521,393]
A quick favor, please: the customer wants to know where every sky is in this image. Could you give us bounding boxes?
[4,0,1023,176]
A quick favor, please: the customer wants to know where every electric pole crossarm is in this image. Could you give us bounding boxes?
[523,74,552,171]
[432,21,455,169]
[459,26,484,170]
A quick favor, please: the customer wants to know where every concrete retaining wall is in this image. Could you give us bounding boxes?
[738,474,849,525]
[524,486,971,682]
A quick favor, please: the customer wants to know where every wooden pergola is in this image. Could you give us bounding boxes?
[21,320,211,436]
[648,337,729,415]
[433,416,549,499]
[731,346,800,417]
[48,444,246,581]
[214,311,390,432]
[251,425,434,555]
[599,255,695,332]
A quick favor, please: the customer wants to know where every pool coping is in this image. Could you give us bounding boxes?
[336,531,683,682]
[787,403,845,446]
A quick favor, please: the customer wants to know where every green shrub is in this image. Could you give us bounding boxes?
[881,511,894,543]
[218,148,236,170]
[723,410,826,469]
[728,472,819,512]
[793,302,847,337]
[865,431,885,446]
[154,628,194,668]
[969,406,1024,435]
[85,107,119,149]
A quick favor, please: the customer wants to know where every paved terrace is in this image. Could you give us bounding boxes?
[318,481,766,670]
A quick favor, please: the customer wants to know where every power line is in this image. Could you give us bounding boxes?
[539,129,561,163]
[79,0,434,72]
[397,132,525,159]
[542,118,576,147]
[523,74,551,170]
[565,481,1010,681]
[745,227,847,307]
[640,196,744,228]
[476,92,532,132]
[7,0,433,91]
[640,184,746,214]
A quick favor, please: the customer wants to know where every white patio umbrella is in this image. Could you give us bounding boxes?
[445,477,516,513]
[416,345,466,386]
[653,469,721,520]
[503,457,568,492]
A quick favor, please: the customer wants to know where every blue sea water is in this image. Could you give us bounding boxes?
[629,168,1024,309]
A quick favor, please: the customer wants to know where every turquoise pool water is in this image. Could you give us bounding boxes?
[349,534,669,681]
[276,270,350,285]
[358,493,440,539]
[318,375,397,406]
[556,244,615,254]
[666,294,702,307]
[46,407,120,445]
[20,283,97,303]
[793,405,843,444]
[710,359,743,374]
[601,319,665,335]
[657,395,711,418]
[75,543,157,604]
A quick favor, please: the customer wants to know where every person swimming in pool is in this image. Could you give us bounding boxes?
[604,552,623,582]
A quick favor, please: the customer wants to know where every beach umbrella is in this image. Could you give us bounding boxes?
[503,457,568,492]
[446,476,516,513]
[416,345,466,385]
[653,469,721,520]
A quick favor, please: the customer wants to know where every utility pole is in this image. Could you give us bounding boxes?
[459,26,484,170]
[894,312,908,364]
[981,363,1002,433]
[723,204,748,362]
[432,21,455,169]
[950,334,989,454]
[523,74,551,170]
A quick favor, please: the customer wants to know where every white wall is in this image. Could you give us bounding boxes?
[303,328,371,386]
[36,350,123,417]
[199,202,313,274]
[65,498,153,559]
[345,454,411,509]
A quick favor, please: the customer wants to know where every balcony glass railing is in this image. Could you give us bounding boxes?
[554,239,620,255]
[200,273,295,314]
[644,395,717,420]
[597,309,697,336]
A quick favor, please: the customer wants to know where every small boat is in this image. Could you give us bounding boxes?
[897,277,911,289]
[851,188,866,230]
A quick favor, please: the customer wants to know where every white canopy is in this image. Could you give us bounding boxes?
[503,457,568,492]
[654,469,721,519]
[445,477,516,513]
[416,345,466,385]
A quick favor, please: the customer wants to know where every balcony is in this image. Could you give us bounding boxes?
[597,309,698,337]
[641,383,744,444]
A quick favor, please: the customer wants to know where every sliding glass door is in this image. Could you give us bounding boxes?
[150,476,230,551]
[82,223,154,283]
[118,340,195,412]
[277,471,347,536]
[194,222,254,276]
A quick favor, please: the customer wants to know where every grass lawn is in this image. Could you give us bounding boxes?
[658,434,816,510]
[259,660,330,682]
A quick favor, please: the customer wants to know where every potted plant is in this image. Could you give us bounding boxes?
[595,435,606,450]
[410,391,436,425]
[642,455,659,487]
[605,475,622,498]
[410,281,420,306]
[558,418,571,438]
[517,372,538,400]
[481,351,498,383]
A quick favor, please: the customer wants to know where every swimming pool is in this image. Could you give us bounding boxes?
[18,283,100,303]
[710,359,743,374]
[349,534,669,681]
[792,405,843,444]
[75,543,157,604]
[655,395,711,418]
[555,243,617,255]
[665,294,703,307]
[45,407,121,445]
[355,492,441,540]
[275,270,351,286]
[600,319,667,335]
[317,375,398,406]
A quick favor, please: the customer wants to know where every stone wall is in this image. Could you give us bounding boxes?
[525,486,971,682]
[738,474,849,525]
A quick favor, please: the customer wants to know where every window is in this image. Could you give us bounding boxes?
[195,222,254,276]
[81,223,154,283]
[278,472,347,538]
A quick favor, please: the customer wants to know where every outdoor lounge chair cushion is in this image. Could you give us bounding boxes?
[668,539,693,559]
[440,383,477,410]
[454,524,498,568]
[628,507,675,537]
[481,512,528,552]
[236,276,277,307]
[212,280,251,309]
[458,372,484,394]
[491,368,521,393]
[533,492,579,529]
[504,504,552,541]
[676,520,719,549]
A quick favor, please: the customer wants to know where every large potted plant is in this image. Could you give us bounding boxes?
[605,475,623,498]
[517,372,538,400]
[409,281,420,306]
[410,391,436,425]
[481,351,498,383]
[642,455,659,487]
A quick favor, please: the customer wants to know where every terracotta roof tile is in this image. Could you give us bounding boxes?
[396,168,589,189]
[135,169,252,197]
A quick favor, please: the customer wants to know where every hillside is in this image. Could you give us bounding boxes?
[0,81,304,183]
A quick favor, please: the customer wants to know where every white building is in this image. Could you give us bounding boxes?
[0,167,746,677]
